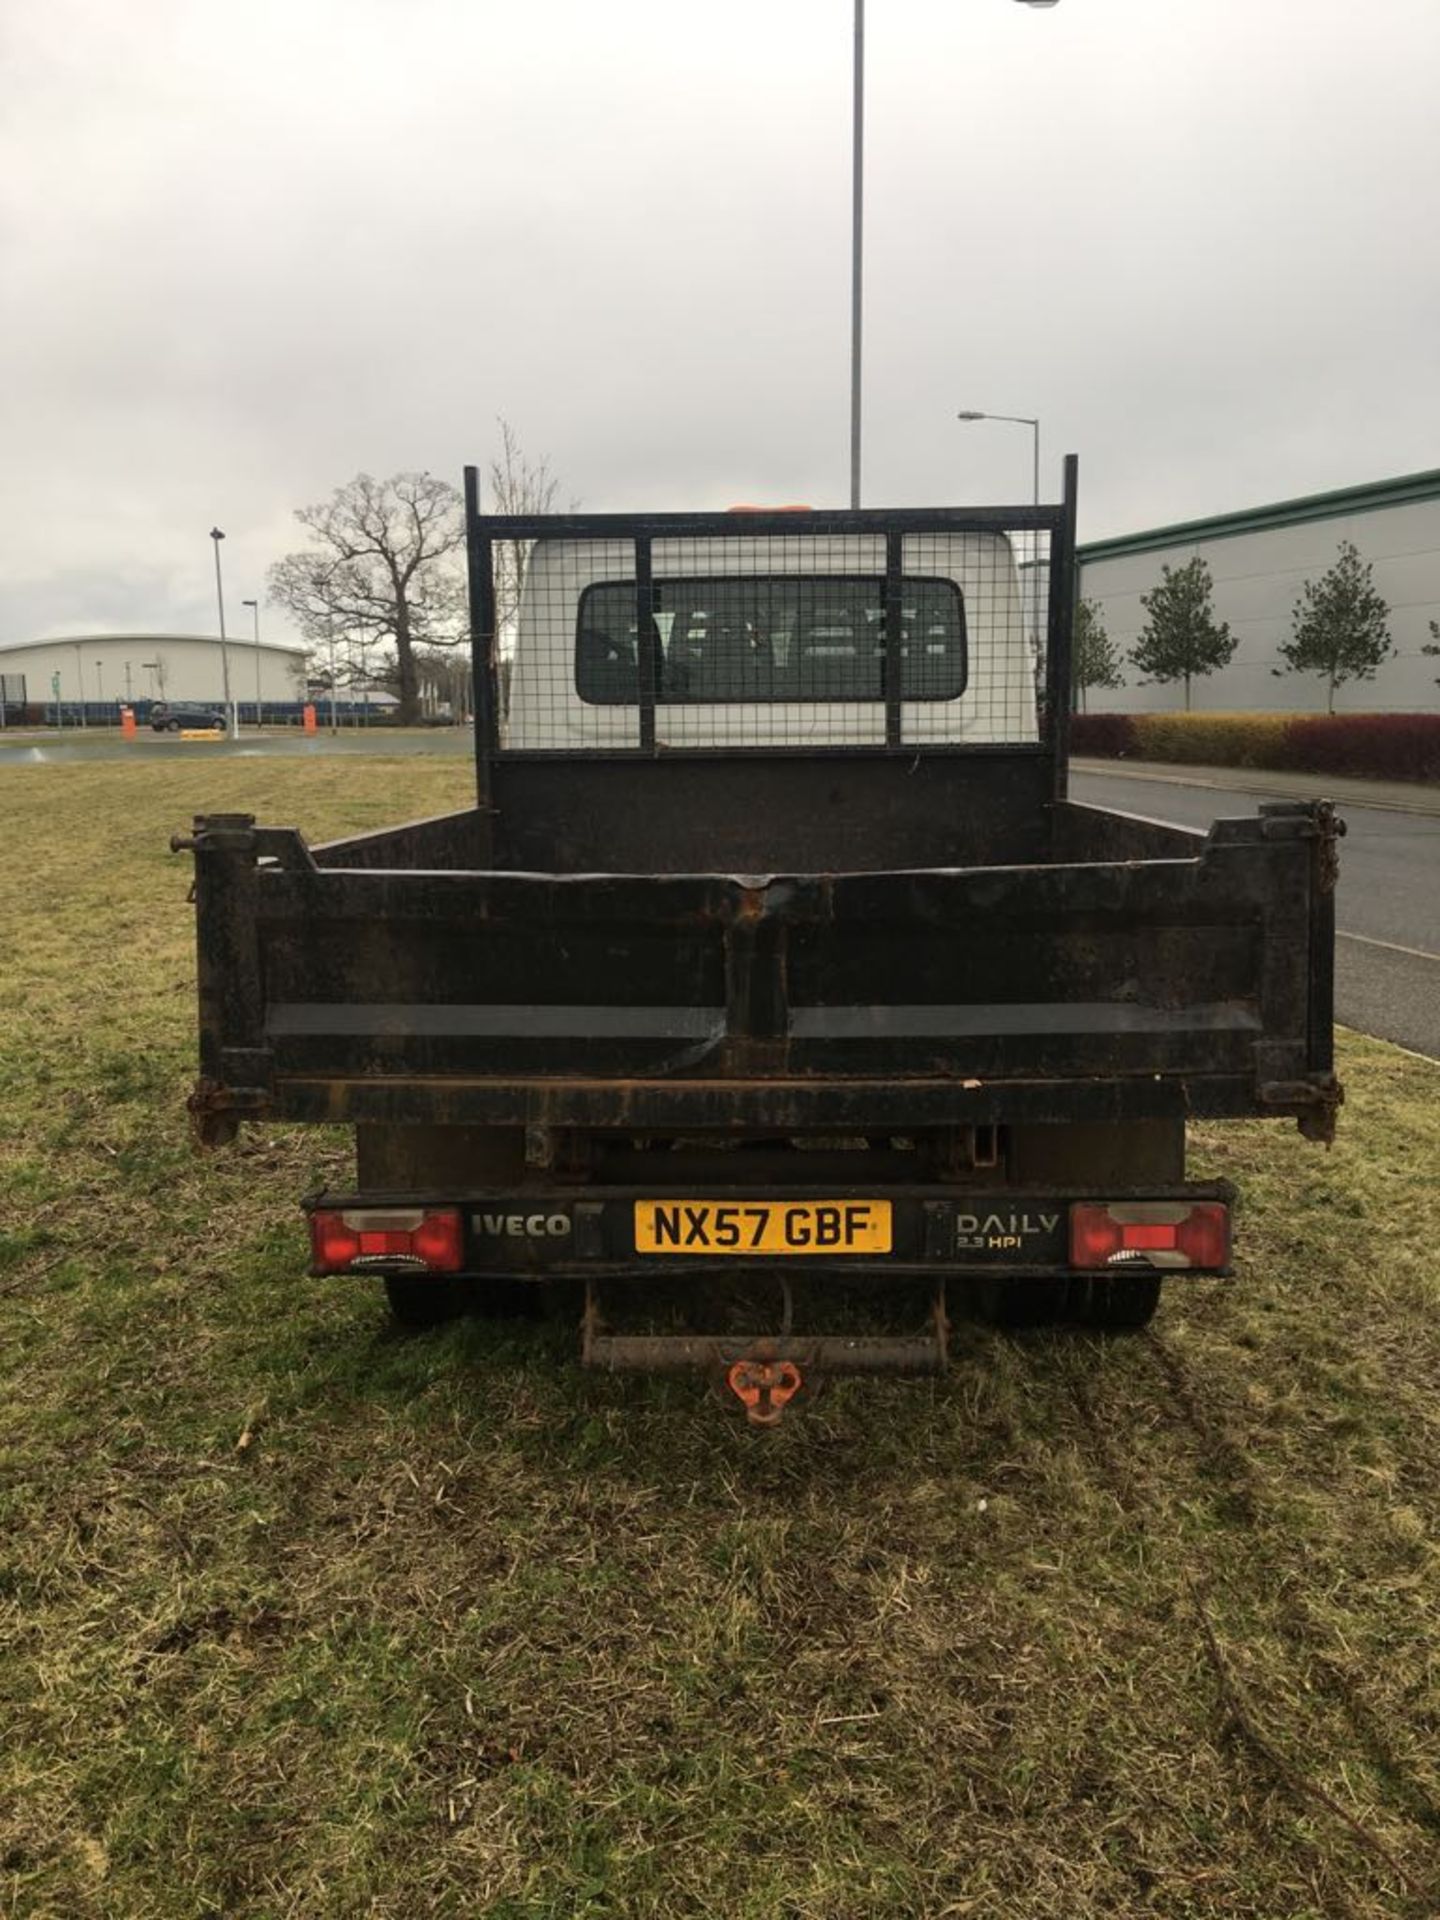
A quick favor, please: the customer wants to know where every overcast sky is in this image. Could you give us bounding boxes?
[4,0,1439,646]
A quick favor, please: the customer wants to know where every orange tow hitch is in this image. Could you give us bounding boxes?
[726,1358,803,1427]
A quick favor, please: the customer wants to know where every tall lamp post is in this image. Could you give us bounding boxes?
[241,598,262,728]
[209,527,237,735]
[849,0,865,508]
[849,0,1059,508]
[326,619,339,735]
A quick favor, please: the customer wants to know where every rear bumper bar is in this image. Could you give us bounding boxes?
[581,1329,948,1375]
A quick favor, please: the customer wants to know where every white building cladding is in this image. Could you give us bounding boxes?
[1077,468,1440,714]
[0,633,307,707]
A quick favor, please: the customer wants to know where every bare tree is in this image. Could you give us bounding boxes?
[267,472,465,724]
[486,418,566,648]
[412,643,472,721]
[302,628,357,696]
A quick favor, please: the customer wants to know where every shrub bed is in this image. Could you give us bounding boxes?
[1133,713,1289,769]
[1068,712,1137,757]
[1071,711,1440,784]
[1279,713,1440,783]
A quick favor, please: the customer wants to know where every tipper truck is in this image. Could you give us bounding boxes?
[174,458,1342,1423]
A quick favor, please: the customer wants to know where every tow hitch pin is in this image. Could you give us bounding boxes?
[726,1359,803,1427]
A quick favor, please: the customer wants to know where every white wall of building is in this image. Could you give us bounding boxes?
[0,634,307,708]
[1077,479,1440,714]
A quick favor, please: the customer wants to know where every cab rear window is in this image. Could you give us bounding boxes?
[576,575,966,705]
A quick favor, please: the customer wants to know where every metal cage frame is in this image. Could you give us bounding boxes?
[464,456,1079,806]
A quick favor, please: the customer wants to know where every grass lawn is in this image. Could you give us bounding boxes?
[3,757,1440,1919]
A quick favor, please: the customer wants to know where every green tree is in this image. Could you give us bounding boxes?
[1130,556,1235,710]
[1277,540,1392,713]
[1421,618,1439,686]
[1072,596,1124,711]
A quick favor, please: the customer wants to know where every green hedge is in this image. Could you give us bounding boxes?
[1070,711,1440,784]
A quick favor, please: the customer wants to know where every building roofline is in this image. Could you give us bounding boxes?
[0,632,307,656]
[1078,465,1440,563]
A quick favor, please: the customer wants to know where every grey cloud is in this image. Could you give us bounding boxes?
[5,0,1439,647]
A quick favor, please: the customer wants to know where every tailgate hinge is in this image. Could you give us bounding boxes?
[171,815,315,872]
[1259,799,1346,893]
[187,1074,272,1150]
[1258,1071,1344,1145]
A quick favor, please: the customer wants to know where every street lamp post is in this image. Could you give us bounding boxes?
[210,527,237,734]
[96,660,105,722]
[849,0,1059,508]
[241,598,262,728]
[958,408,1044,681]
[73,642,87,729]
[956,409,1041,505]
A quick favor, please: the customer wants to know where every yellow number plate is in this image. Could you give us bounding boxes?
[634,1200,892,1256]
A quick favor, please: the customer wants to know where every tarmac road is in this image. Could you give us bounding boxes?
[1071,768,1440,1061]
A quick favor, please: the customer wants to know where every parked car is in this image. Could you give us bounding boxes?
[151,703,227,733]
[174,459,1342,1423]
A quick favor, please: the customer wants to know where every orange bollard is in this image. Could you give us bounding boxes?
[120,705,137,739]
[303,702,317,735]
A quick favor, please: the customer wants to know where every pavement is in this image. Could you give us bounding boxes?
[1071,756,1440,818]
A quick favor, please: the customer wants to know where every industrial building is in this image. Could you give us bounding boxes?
[1076,467,1440,714]
[0,632,308,722]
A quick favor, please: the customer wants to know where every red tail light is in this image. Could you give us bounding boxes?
[309,1207,464,1275]
[1069,1202,1229,1271]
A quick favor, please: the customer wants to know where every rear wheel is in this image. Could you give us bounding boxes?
[383,1273,543,1329]
[1070,1270,1162,1333]
[384,1274,468,1328]
[358,1126,540,1328]
[978,1277,1074,1329]
[1001,1120,1180,1335]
